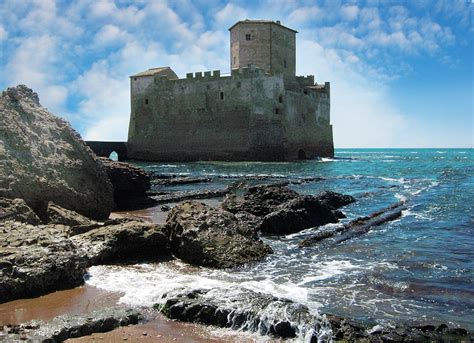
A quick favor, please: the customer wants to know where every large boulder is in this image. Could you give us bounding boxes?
[0,217,170,303]
[0,221,88,303]
[315,191,355,210]
[257,196,339,235]
[0,85,114,220]
[98,157,151,208]
[166,201,272,268]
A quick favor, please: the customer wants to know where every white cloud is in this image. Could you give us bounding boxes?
[94,24,130,47]
[6,34,68,113]
[297,39,407,148]
[214,3,248,28]
[0,25,8,40]
[341,5,359,21]
[288,6,323,25]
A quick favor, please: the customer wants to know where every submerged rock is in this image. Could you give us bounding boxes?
[166,201,272,268]
[0,85,114,220]
[0,307,141,341]
[0,197,42,225]
[158,288,329,340]
[158,289,473,342]
[99,157,151,208]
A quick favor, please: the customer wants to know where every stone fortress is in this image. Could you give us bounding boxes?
[127,20,334,161]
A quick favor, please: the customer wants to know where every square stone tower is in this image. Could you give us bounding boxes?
[229,20,297,78]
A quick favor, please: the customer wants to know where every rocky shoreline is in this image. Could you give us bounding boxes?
[1,85,472,342]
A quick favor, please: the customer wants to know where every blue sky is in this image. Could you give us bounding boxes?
[1,0,472,148]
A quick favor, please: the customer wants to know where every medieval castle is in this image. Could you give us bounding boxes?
[127,20,334,161]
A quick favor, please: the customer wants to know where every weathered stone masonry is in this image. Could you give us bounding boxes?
[127,20,334,161]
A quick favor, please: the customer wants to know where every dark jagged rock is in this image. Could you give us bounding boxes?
[165,201,272,268]
[222,184,299,216]
[0,197,42,225]
[151,176,212,185]
[98,157,151,208]
[158,289,323,340]
[0,307,141,341]
[0,85,114,220]
[257,196,339,235]
[315,190,355,210]
[0,221,87,303]
[72,219,171,264]
[158,289,472,342]
[299,202,407,248]
[223,185,353,235]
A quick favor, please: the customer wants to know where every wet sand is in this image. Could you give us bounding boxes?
[0,285,123,325]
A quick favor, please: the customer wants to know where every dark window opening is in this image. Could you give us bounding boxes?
[278,95,283,103]
[233,56,236,64]
[237,82,241,88]
[284,59,287,68]
[298,149,307,160]
[246,33,251,40]
[206,85,210,90]
[145,98,149,104]
[134,77,137,81]
[275,108,280,114]
[304,90,308,95]
[220,92,224,100]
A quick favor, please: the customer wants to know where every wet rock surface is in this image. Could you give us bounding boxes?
[158,289,324,340]
[222,185,354,235]
[0,85,114,220]
[0,217,170,303]
[158,289,472,342]
[0,307,141,342]
[44,201,95,227]
[99,157,151,209]
[165,201,272,268]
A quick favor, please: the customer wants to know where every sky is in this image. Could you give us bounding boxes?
[0,0,472,148]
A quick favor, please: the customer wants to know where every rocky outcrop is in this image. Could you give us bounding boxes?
[158,289,323,340]
[158,289,472,342]
[98,157,151,208]
[1,307,141,342]
[72,219,170,264]
[223,185,354,235]
[0,218,170,303]
[257,196,339,235]
[0,221,88,303]
[165,201,272,268]
[222,184,298,216]
[0,85,114,220]
[0,197,42,225]
[44,201,95,227]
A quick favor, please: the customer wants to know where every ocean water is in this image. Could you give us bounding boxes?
[87,149,474,338]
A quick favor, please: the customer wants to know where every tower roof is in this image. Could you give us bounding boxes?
[228,20,298,33]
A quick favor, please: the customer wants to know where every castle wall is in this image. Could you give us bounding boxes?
[270,24,296,78]
[282,84,334,159]
[128,69,288,161]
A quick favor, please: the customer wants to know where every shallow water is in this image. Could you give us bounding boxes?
[87,149,474,337]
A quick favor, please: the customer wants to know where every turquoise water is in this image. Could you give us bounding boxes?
[90,149,474,331]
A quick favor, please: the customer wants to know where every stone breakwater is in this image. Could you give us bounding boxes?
[0,85,472,342]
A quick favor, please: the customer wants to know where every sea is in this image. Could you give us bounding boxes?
[87,148,473,340]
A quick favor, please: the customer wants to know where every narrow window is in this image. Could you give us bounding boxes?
[220,92,224,100]
[206,85,210,90]
[278,95,283,103]
[134,77,137,81]
[246,33,251,41]
[275,108,280,114]
[304,90,308,95]
[237,82,241,88]
[233,56,236,64]
[284,60,287,68]
[145,98,149,104]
